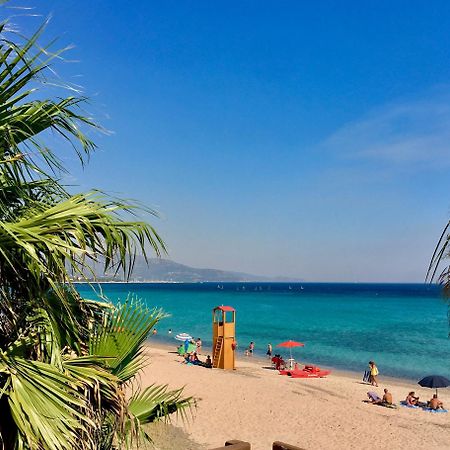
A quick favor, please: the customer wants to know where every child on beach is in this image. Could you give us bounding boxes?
[248,341,254,355]
[267,343,272,358]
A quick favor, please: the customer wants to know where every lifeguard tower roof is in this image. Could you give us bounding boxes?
[215,305,235,312]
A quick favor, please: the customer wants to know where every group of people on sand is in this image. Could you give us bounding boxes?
[367,389,445,410]
[405,391,445,410]
[365,361,445,411]
[177,336,212,368]
[182,351,212,368]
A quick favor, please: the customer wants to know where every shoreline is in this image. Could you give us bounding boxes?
[147,337,421,385]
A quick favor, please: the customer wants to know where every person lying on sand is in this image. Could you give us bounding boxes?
[367,389,392,406]
[367,391,382,403]
[405,391,419,406]
[428,394,444,410]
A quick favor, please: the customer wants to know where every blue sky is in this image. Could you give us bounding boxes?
[9,1,450,281]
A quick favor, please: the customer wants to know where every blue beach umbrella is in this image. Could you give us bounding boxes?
[418,375,450,396]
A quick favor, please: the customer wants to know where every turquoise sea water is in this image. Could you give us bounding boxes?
[76,282,450,380]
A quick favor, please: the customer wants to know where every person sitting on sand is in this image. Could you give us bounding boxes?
[205,355,212,368]
[382,388,393,405]
[406,391,419,406]
[189,352,200,364]
[429,394,444,410]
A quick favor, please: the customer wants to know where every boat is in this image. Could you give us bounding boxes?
[279,365,331,378]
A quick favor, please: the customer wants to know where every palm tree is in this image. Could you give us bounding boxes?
[0,15,192,450]
[427,220,450,299]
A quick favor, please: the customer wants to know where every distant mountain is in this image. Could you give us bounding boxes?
[83,257,299,283]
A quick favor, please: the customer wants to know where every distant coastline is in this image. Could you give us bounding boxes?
[72,257,302,284]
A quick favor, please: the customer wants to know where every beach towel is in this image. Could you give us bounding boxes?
[400,401,419,409]
[378,403,397,409]
[423,408,448,413]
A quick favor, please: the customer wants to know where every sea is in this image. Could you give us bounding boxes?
[75,282,450,381]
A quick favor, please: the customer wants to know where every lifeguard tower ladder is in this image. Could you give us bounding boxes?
[212,305,236,369]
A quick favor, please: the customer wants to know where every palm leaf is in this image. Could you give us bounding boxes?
[90,299,164,382]
[128,384,195,424]
[0,355,94,450]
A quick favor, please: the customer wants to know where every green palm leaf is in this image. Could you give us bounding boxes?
[0,10,192,449]
[90,299,164,382]
[128,384,195,424]
[1,355,94,450]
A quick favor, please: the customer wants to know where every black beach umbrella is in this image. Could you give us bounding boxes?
[418,375,450,396]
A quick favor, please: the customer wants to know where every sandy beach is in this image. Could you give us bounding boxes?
[141,343,450,450]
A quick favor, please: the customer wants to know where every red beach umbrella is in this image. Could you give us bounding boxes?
[277,340,305,362]
[277,340,304,348]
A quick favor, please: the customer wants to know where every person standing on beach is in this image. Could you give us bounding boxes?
[267,343,272,358]
[369,361,379,387]
[248,341,255,355]
[196,337,202,354]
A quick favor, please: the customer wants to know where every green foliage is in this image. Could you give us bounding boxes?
[0,12,193,450]
[427,220,450,299]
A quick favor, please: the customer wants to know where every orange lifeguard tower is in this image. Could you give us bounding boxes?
[212,305,236,369]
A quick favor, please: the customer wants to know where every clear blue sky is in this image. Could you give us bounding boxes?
[10,1,450,281]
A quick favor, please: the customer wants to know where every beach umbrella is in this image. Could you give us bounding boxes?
[175,332,192,342]
[418,375,450,396]
[277,340,305,361]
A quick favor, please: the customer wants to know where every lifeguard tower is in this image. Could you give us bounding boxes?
[212,305,236,369]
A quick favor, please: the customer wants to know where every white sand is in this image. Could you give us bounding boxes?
[141,344,450,450]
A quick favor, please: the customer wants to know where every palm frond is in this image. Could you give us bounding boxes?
[128,384,195,424]
[0,192,166,309]
[90,299,164,382]
[427,220,450,297]
[0,354,94,450]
